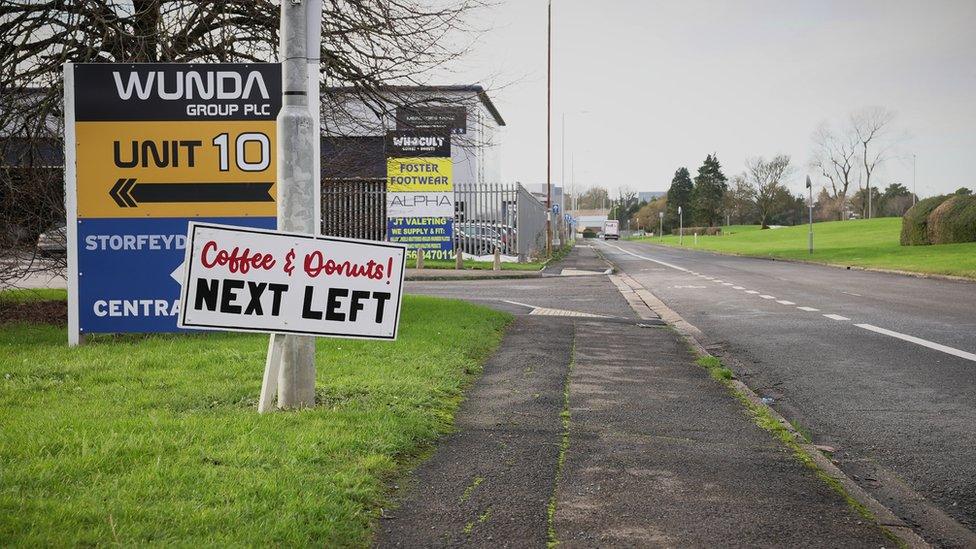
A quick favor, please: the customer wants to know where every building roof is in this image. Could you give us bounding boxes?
[323,85,506,127]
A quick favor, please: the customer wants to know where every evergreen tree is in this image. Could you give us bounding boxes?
[665,167,694,231]
[691,154,728,226]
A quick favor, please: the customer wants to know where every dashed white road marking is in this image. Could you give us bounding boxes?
[776,300,795,305]
[843,291,863,297]
[759,294,776,299]
[722,282,734,286]
[733,286,745,290]
[601,241,976,365]
[855,324,976,363]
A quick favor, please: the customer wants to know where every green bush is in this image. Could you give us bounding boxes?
[582,227,597,238]
[927,194,976,245]
[900,195,948,245]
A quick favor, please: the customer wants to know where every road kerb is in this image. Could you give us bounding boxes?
[609,270,932,549]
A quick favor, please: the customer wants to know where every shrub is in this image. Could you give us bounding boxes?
[582,227,597,239]
[927,194,976,245]
[672,226,722,236]
[900,195,948,245]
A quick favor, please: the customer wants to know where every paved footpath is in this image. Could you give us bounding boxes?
[377,245,892,547]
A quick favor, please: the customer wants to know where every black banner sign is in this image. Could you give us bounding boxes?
[385,130,451,158]
[72,63,281,122]
[395,106,467,134]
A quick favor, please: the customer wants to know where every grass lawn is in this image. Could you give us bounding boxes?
[0,294,510,546]
[631,218,976,279]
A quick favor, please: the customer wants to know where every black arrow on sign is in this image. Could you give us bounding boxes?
[109,178,274,207]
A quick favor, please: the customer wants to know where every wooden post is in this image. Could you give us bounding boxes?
[416,249,424,270]
[493,247,501,271]
[455,247,463,270]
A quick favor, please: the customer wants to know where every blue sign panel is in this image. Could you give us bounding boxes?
[76,217,275,334]
[387,216,453,260]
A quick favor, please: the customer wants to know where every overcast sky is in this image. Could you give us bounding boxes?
[442,0,976,198]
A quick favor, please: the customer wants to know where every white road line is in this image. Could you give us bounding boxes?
[797,306,820,312]
[842,291,863,297]
[745,290,759,294]
[722,282,734,286]
[823,314,850,321]
[759,294,776,299]
[501,299,539,309]
[714,279,725,283]
[601,242,691,272]
[856,324,976,363]
[776,300,795,305]
[733,286,744,290]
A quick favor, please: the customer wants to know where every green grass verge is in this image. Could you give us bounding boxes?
[0,288,68,303]
[0,295,510,547]
[631,218,976,279]
[415,259,544,271]
[414,240,575,272]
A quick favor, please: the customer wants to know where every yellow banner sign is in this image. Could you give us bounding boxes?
[386,157,452,192]
[76,120,276,218]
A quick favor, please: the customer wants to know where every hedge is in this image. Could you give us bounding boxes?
[900,195,948,245]
[927,194,976,245]
[672,227,722,236]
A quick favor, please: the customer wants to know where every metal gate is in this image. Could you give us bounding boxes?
[321,179,386,241]
[319,181,548,260]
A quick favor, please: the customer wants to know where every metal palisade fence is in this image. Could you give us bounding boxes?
[321,181,548,261]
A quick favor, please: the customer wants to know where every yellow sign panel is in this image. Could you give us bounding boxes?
[76,120,276,218]
[386,157,452,192]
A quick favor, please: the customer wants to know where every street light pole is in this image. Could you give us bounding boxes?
[659,211,663,242]
[913,153,917,205]
[274,0,317,409]
[545,0,552,257]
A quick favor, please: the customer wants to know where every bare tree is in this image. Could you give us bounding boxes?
[851,106,896,219]
[744,155,793,229]
[809,121,857,218]
[723,175,757,225]
[0,0,486,289]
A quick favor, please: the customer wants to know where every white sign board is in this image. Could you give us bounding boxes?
[386,192,455,218]
[178,222,406,340]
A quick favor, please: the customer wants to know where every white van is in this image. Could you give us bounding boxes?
[603,220,620,240]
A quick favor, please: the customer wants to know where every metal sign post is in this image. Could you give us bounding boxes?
[659,211,663,242]
[270,0,318,409]
[806,175,814,254]
[678,206,683,245]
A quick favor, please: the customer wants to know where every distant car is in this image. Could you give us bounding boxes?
[37,224,66,257]
[455,222,504,255]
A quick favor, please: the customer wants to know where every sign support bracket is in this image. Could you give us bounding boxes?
[259,334,283,413]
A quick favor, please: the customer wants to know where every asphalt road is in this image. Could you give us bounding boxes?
[597,238,976,547]
[393,246,890,547]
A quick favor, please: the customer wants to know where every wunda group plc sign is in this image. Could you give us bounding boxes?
[64,62,281,344]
